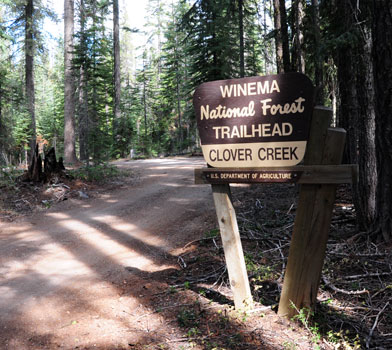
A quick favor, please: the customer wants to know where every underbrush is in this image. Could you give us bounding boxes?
[69,163,130,183]
[0,163,135,220]
[165,184,391,350]
[0,167,24,189]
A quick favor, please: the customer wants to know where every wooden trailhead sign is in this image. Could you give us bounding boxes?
[193,73,314,168]
[193,73,358,317]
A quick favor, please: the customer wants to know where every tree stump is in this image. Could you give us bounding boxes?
[26,144,44,182]
[44,147,65,175]
[23,145,65,182]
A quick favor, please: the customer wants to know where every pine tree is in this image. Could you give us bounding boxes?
[160,0,189,152]
[36,41,65,155]
[73,0,114,163]
[1,0,56,164]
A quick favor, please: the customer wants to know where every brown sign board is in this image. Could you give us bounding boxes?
[194,73,314,168]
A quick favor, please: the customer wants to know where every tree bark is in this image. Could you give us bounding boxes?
[311,0,324,103]
[77,0,89,162]
[273,0,283,73]
[0,73,3,157]
[113,0,121,142]
[273,0,291,73]
[44,147,65,175]
[78,66,89,161]
[356,25,377,231]
[332,0,378,235]
[372,0,392,242]
[25,0,36,161]
[279,0,291,72]
[292,0,305,73]
[239,0,245,77]
[26,144,43,182]
[143,52,148,140]
[64,0,78,164]
[24,146,66,183]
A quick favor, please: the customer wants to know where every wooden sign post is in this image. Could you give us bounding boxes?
[211,183,253,309]
[193,74,357,313]
[277,108,347,318]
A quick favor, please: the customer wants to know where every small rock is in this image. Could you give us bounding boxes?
[78,191,89,199]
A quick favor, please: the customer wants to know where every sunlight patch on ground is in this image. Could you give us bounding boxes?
[0,223,36,237]
[54,216,167,271]
[163,183,188,187]
[46,212,71,220]
[33,254,92,283]
[104,199,118,203]
[92,215,168,250]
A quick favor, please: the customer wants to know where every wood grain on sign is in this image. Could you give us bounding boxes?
[193,73,314,168]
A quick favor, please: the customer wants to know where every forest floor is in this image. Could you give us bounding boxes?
[0,156,391,350]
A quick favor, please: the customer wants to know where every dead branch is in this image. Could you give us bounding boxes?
[322,275,368,295]
[366,301,390,349]
[328,252,387,258]
[183,236,217,249]
[344,272,392,280]
[371,285,392,300]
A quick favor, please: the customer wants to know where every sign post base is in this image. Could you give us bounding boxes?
[211,184,253,310]
[278,116,347,318]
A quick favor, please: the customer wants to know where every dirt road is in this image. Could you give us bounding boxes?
[0,157,216,349]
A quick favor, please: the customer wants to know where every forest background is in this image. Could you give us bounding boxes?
[0,0,391,243]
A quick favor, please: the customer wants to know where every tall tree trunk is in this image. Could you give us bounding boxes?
[292,0,305,73]
[113,0,121,143]
[372,0,392,242]
[176,77,182,151]
[336,0,378,234]
[0,76,2,152]
[356,23,377,231]
[171,2,183,151]
[64,0,78,164]
[263,2,268,73]
[91,7,98,162]
[78,0,88,161]
[273,0,283,73]
[335,1,359,164]
[25,0,36,160]
[273,0,290,73]
[157,0,162,78]
[279,0,291,72]
[78,66,89,161]
[142,52,148,143]
[239,0,245,77]
[337,52,358,166]
[311,0,324,103]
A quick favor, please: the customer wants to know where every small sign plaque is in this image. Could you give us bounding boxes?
[202,169,301,184]
[194,73,314,168]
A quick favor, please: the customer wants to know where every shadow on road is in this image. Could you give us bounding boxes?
[0,158,282,349]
